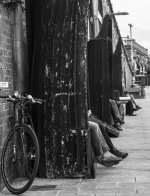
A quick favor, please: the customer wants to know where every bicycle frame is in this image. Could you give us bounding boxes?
[12,100,24,161]
[12,99,34,162]
[1,92,42,194]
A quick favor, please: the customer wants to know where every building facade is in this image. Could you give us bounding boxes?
[0,0,27,190]
[0,0,133,190]
[123,37,149,86]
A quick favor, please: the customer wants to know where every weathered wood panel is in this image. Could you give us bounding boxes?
[113,37,123,95]
[26,0,89,178]
[42,0,89,178]
[87,39,103,120]
[88,14,113,124]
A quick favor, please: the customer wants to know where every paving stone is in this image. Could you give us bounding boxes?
[56,190,77,196]
[115,194,139,196]
[96,182,117,189]
[77,191,96,196]
[2,87,150,196]
[95,193,115,196]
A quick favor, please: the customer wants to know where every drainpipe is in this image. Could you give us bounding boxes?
[10,1,25,92]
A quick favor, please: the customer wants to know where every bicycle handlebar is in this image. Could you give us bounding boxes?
[0,95,9,98]
[0,92,44,104]
[27,95,43,104]
[34,98,43,103]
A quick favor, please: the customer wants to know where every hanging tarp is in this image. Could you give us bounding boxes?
[26,0,89,178]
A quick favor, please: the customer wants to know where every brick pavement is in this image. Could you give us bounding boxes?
[1,87,150,196]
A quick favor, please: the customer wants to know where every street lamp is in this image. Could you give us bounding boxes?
[128,23,135,84]
[128,23,133,39]
[128,23,133,65]
[109,12,129,16]
[113,12,129,16]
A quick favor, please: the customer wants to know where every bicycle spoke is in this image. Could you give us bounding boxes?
[1,125,39,194]
[1,93,41,195]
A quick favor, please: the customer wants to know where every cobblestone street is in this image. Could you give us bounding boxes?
[1,87,150,196]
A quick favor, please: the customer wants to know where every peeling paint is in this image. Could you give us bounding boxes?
[65,62,69,68]
[43,0,89,178]
[45,64,49,78]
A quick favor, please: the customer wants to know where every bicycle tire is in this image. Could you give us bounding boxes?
[1,124,39,195]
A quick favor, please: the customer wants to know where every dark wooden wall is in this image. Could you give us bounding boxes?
[112,37,123,96]
[87,15,113,124]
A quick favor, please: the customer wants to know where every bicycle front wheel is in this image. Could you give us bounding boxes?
[1,124,39,195]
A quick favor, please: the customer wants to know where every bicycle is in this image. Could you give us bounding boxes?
[0,91,43,195]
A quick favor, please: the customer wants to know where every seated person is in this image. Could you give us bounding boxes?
[88,110,128,163]
[88,120,122,167]
[109,99,125,131]
[141,86,146,99]
[124,92,142,116]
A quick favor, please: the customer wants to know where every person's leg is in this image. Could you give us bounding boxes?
[88,121,122,166]
[109,99,124,124]
[109,99,120,118]
[130,94,142,109]
[88,115,128,159]
[88,121,109,156]
[89,116,114,150]
[130,95,137,107]
[126,100,136,115]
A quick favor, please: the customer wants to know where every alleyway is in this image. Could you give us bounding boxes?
[1,87,150,196]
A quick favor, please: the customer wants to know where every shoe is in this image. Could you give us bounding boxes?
[95,156,110,166]
[95,154,122,167]
[99,161,114,167]
[104,123,120,137]
[130,113,137,116]
[114,124,123,131]
[136,105,142,109]
[111,148,128,159]
[102,153,122,162]
[101,160,120,167]
[116,116,125,124]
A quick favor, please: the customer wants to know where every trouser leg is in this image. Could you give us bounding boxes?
[109,99,120,120]
[88,121,109,156]
[88,116,114,151]
[130,95,137,107]
[126,100,134,115]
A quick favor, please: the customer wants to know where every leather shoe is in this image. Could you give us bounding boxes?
[116,116,125,124]
[101,161,120,167]
[111,148,128,159]
[95,155,122,167]
[130,113,137,116]
[102,154,122,162]
[114,124,123,131]
[136,105,142,110]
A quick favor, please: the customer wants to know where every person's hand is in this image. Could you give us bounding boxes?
[88,110,91,117]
